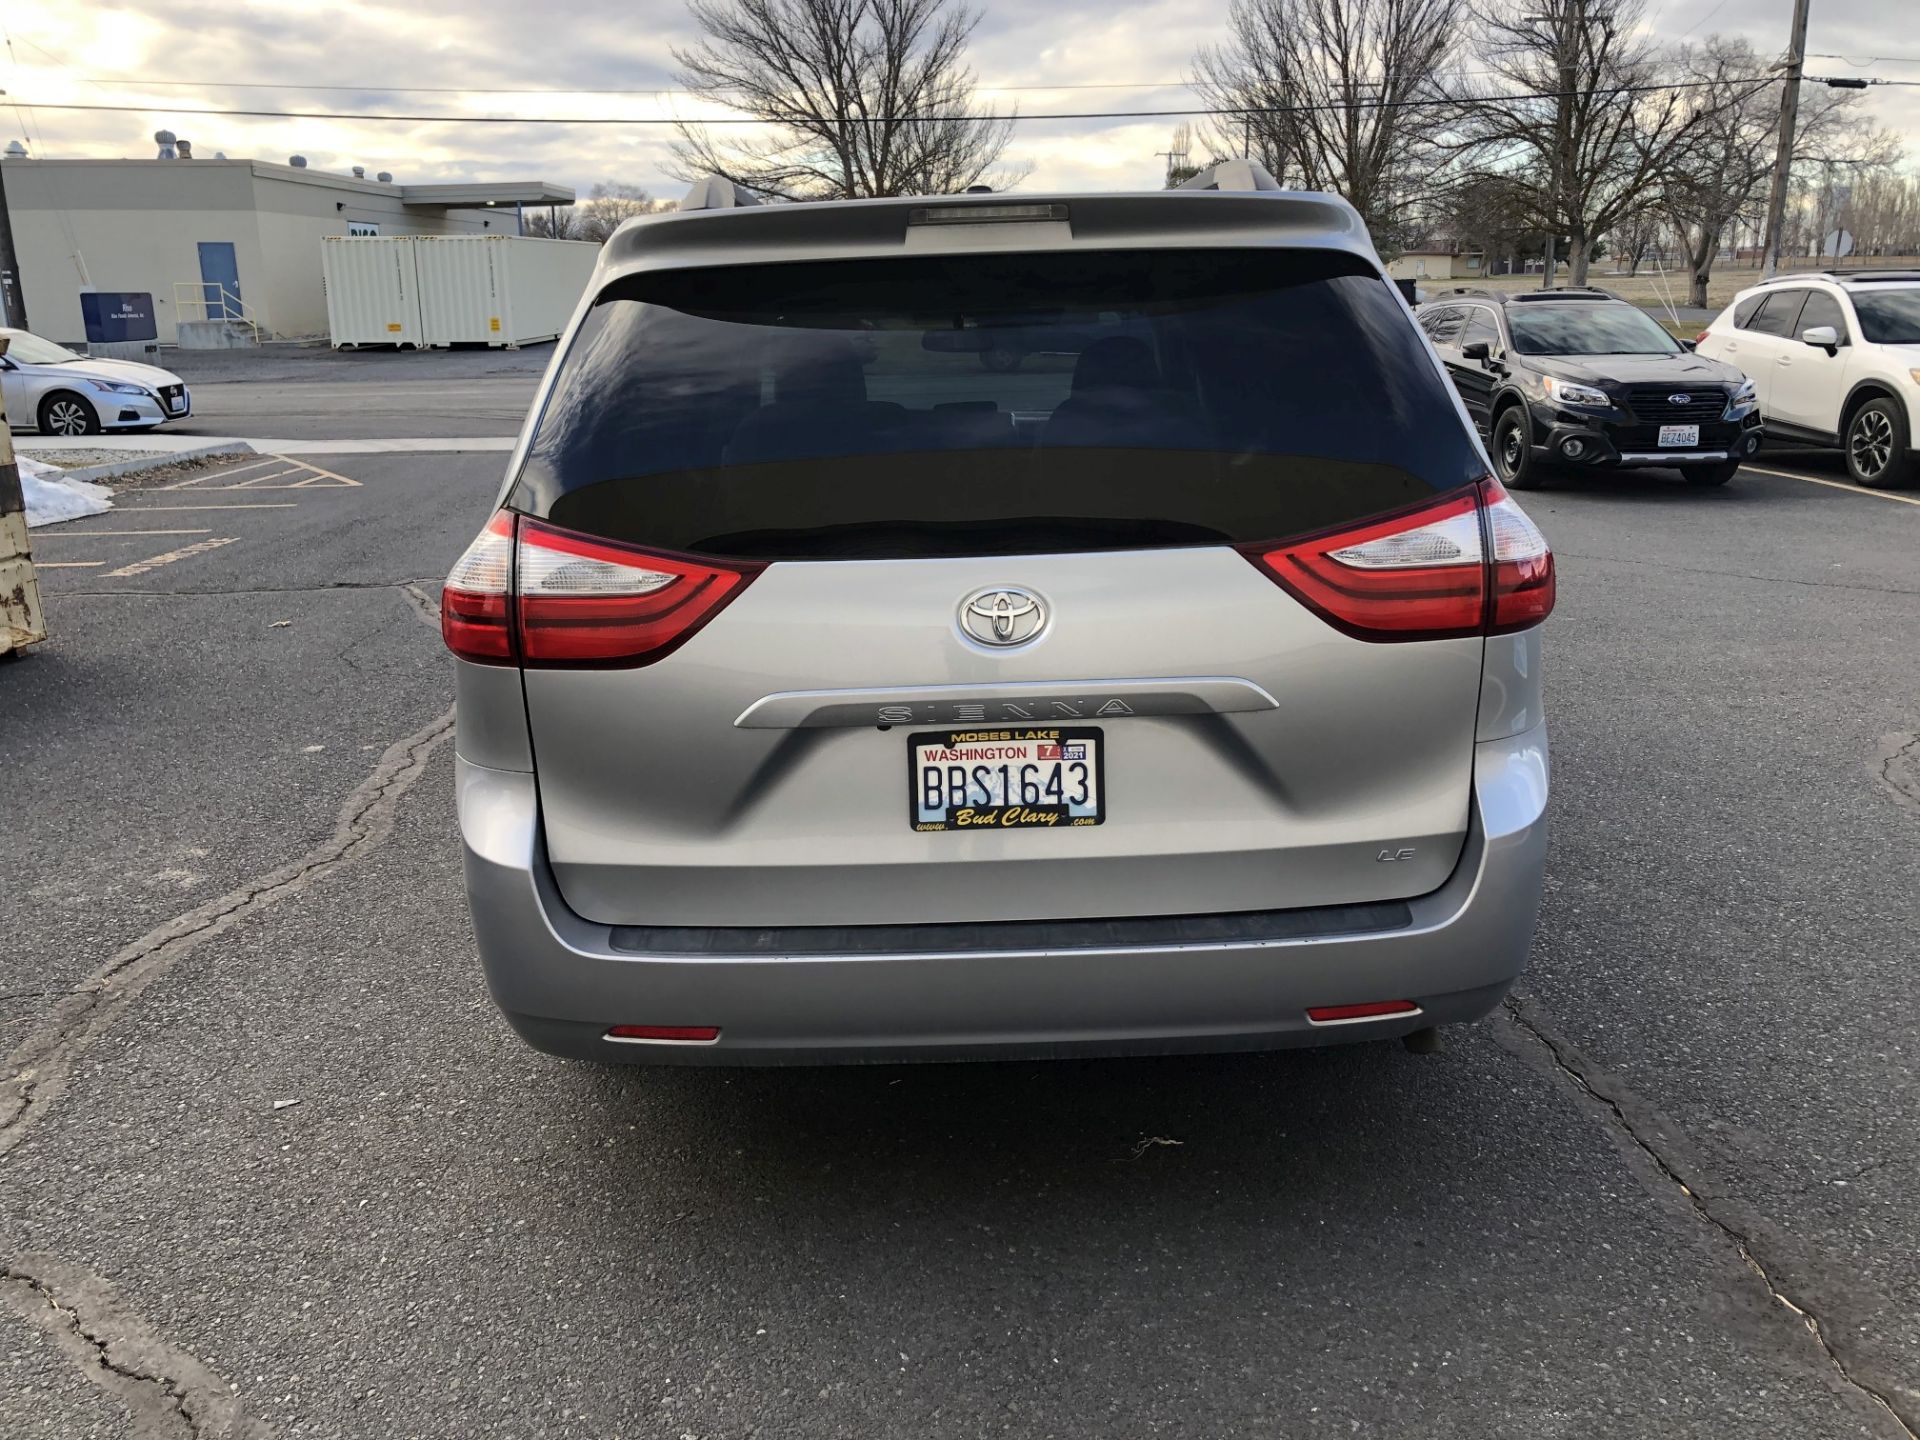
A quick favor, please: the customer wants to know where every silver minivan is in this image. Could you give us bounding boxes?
[446,164,1554,1064]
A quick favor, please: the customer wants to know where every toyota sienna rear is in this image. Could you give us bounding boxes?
[446,165,1554,1064]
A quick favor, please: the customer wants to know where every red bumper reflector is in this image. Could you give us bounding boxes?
[1305,1001,1421,1024]
[605,1024,720,1043]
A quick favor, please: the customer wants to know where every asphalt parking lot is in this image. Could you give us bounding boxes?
[3,411,1917,1436]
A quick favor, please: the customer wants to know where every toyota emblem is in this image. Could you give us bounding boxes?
[959,587,1046,647]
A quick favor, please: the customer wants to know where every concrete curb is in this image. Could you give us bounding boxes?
[26,441,257,485]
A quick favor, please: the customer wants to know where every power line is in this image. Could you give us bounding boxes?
[62,77,1205,96]
[0,77,1798,127]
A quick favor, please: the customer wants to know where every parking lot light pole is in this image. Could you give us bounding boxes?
[1759,0,1813,280]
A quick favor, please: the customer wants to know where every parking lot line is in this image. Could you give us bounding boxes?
[33,561,107,568]
[205,458,362,491]
[31,529,213,538]
[117,504,299,512]
[159,457,287,490]
[1744,465,1920,507]
[103,537,239,579]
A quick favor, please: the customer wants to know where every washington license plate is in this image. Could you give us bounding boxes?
[909,728,1104,832]
[1658,424,1699,447]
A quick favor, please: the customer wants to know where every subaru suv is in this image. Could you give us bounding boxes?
[1696,270,1920,489]
[444,163,1555,1065]
[1416,289,1762,488]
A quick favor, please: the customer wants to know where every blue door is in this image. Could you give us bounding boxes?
[197,242,242,319]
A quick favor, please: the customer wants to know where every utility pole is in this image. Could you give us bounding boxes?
[0,106,29,330]
[1759,0,1813,280]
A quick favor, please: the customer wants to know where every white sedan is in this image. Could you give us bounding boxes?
[1,327,192,435]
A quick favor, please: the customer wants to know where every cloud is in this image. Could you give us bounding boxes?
[7,0,1914,205]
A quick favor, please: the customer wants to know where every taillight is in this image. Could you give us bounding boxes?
[1695,329,1712,343]
[1481,479,1556,632]
[442,511,515,662]
[441,513,760,667]
[1242,479,1553,641]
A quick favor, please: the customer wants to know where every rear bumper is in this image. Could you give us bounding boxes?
[458,722,1549,1065]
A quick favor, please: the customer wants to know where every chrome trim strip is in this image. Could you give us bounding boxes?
[734,676,1281,729]
[1614,450,1730,465]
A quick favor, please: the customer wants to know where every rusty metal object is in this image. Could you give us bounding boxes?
[0,334,48,656]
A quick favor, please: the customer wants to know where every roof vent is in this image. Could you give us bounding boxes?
[376,171,393,183]
[681,175,762,211]
[351,165,366,179]
[4,140,27,160]
[154,129,177,160]
[963,184,993,194]
[289,154,308,168]
[175,139,194,159]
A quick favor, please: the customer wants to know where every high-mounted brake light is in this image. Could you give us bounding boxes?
[1241,479,1553,641]
[441,513,761,667]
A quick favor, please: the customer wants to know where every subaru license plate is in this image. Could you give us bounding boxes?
[1658,424,1698,447]
[910,727,1104,832]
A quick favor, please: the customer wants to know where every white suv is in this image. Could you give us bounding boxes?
[1696,271,1920,488]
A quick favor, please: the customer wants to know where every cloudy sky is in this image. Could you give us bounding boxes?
[6,0,1916,201]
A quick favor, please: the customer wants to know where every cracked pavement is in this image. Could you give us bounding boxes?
[1,431,1916,1436]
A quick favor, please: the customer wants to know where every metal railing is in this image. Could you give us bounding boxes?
[172,281,262,342]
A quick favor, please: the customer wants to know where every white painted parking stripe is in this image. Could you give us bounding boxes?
[1744,465,1920,507]
[32,529,213,538]
[104,537,239,578]
[118,504,298,511]
[34,561,107,568]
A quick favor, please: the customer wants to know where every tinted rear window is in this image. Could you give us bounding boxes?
[510,249,1483,560]
[1853,288,1920,344]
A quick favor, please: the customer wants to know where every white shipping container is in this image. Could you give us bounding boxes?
[413,235,599,348]
[321,236,424,348]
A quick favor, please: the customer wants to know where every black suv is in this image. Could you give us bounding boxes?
[1415,288,1764,488]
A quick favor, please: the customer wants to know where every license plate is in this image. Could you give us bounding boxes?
[1658,424,1698,447]
[910,727,1104,832]
[168,396,186,412]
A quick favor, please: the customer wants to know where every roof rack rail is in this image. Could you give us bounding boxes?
[1509,286,1616,301]
[1174,158,1284,193]
[1824,268,1920,282]
[680,175,763,211]
[1757,268,1920,285]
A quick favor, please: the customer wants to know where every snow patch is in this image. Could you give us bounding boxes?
[19,454,114,527]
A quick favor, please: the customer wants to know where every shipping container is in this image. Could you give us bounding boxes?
[321,236,424,348]
[414,236,599,348]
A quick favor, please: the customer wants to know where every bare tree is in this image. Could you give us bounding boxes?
[669,0,1026,200]
[1190,0,1458,251]
[1450,0,1713,286]
[524,183,675,242]
[1661,37,1858,305]
[1608,209,1662,274]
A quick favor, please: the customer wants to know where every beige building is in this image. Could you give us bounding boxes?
[0,156,573,344]
[1385,248,1486,283]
